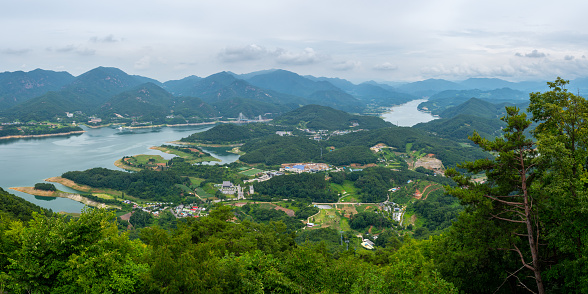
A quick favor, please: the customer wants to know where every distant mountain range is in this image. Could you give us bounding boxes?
[0,66,583,123]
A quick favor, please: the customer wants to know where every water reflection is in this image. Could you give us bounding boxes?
[381,99,438,127]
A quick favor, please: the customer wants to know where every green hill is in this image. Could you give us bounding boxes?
[0,188,53,222]
[414,114,506,142]
[4,67,145,121]
[212,97,294,118]
[100,83,175,118]
[181,123,279,144]
[439,98,509,119]
[272,104,391,130]
[171,95,219,120]
[0,69,75,110]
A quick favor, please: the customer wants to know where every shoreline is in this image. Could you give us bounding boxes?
[0,130,86,140]
[9,186,119,209]
[88,119,273,130]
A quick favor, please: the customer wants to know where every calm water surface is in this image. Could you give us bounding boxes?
[381,99,438,126]
[0,125,238,213]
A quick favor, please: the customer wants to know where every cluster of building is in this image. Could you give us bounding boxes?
[275,131,292,136]
[280,163,331,173]
[243,171,284,183]
[361,239,375,250]
[217,181,253,200]
[173,204,206,218]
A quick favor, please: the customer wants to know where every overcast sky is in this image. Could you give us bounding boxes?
[2,0,588,83]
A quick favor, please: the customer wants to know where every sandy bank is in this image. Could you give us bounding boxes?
[0,130,86,140]
[9,186,118,209]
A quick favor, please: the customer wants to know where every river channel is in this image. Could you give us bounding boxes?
[380,99,438,127]
[0,125,239,213]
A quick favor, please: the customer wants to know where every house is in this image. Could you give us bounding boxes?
[361,241,374,250]
[220,181,237,194]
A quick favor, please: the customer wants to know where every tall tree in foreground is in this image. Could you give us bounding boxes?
[528,77,588,291]
[446,106,544,293]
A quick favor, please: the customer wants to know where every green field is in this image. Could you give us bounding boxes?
[240,168,264,177]
[195,187,214,199]
[188,177,205,188]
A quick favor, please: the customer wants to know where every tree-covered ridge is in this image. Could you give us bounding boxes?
[272,104,392,130]
[414,114,507,142]
[180,123,282,144]
[0,124,83,137]
[253,173,339,203]
[326,127,490,168]
[0,187,53,222]
[0,205,458,293]
[61,167,187,202]
[239,135,322,165]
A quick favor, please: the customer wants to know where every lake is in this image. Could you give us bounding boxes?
[0,124,238,213]
[381,99,438,127]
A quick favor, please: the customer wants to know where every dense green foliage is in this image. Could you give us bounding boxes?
[211,97,294,118]
[412,190,461,232]
[346,167,454,203]
[181,123,280,144]
[0,124,82,137]
[327,127,490,168]
[0,187,53,222]
[1,208,147,293]
[62,167,187,202]
[349,211,392,230]
[237,203,304,232]
[129,210,154,229]
[323,145,378,165]
[167,157,235,184]
[240,135,322,165]
[34,183,56,191]
[253,173,338,203]
[272,104,391,130]
[414,114,506,142]
[419,90,527,116]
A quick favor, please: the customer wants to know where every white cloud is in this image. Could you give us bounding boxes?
[218,44,268,62]
[275,48,322,65]
[515,49,547,58]
[90,34,119,43]
[373,62,398,71]
[332,60,361,71]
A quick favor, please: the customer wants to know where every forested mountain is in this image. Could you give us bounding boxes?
[163,72,306,116]
[181,123,280,144]
[347,82,415,105]
[100,82,175,118]
[246,69,363,112]
[211,97,295,118]
[458,77,519,90]
[170,95,219,119]
[419,89,527,116]
[438,97,510,119]
[4,67,145,120]
[272,104,391,130]
[306,77,416,106]
[414,114,507,142]
[247,69,341,97]
[326,127,489,168]
[0,69,75,110]
[397,79,466,97]
[161,71,238,99]
[0,187,53,222]
[162,75,202,95]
